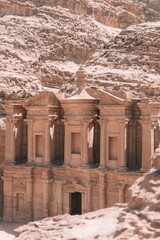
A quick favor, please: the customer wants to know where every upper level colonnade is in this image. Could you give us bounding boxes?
[3,87,160,173]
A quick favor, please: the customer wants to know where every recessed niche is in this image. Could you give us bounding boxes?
[109,136,118,160]
[36,135,43,158]
[71,132,81,154]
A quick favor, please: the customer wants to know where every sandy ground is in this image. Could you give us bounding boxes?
[0,222,21,240]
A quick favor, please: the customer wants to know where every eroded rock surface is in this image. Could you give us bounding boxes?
[109,169,160,240]
[14,207,122,240]
[0,0,119,98]
[0,0,160,99]
[84,21,160,98]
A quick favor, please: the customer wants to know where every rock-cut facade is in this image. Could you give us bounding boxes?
[0,69,160,223]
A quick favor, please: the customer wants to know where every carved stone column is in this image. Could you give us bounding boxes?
[98,120,107,168]
[3,176,13,222]
[26,178,33,222]
[55,179,66,215]
[99,172,106,209]
[140,120,153,171]
[82,120,89,166]
[4,119,16,163]
[42,181,49,218]
[27,119,33,164]
[63,120,70,166]
[118,182,126,203]
[118,119,128,171]
[86,174,92,212]
[44,120,52,165]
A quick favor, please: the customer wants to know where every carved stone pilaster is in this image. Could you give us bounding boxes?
[82,120,90,167]
[118,119,129,171]
[98,120,107,169]
[140,119,153,171]
[26,179,33,222]
[98,172,106,209]
[2,176,13,222]
[117,182,126,203]
[26,119,34,164]
[54,179,67,215]
[4,118,16,163]
[62,119,70,167]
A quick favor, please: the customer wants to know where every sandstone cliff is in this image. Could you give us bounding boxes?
[0,0,160,99]
[84,21,160,98]
[0,0,119,98]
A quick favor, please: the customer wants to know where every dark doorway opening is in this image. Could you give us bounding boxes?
[70,192,82,215]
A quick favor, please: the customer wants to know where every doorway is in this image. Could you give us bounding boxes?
[70,192,82,215]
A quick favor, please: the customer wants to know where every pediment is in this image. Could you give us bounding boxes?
[26,91,61,107]
[64,180,86,192]
[87,88,126,106]
[14,181,26,191]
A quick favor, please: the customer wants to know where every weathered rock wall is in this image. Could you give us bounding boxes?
[84,21,160,98]
[1,0,160,28]
[0,1,37,16]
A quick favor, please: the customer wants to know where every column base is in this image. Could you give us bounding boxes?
[3,161,15,165]
[81,164,91,169]
[98,165,107,170]
[26,161,35,166]
[3,217,13,223]
[63,163,71,168]
[117,166,128,172]
[140,167,150,173]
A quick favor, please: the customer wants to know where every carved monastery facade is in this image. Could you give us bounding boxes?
[0,70,160,223]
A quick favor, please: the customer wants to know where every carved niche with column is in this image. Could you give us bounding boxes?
[97,90,133,171]
[138,100,160,171]
[26,92,64,166]
[4,103,27,164]
[61,69,99,168]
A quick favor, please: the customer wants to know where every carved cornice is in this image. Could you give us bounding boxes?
[88,180,97,186]
[118,118,129,126]
[54,179,67,185]
[117,181,126,190]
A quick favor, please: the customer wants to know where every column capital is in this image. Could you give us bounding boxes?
[139,118,152,125]
[3,118,12,125]
[82,119,92,126]
[41,179,53,184]
[1,176,13,181]
[151,120,160,130]
[88,180,97,186]
[25,179,33,184]
[44,119,52,127]
[48,114,58,121]
[54,179,67,185]
[61,118,68,126]
[26,119,34,124]
[118,118,129,126]
[97,119,107,126]
[117,182,126,190]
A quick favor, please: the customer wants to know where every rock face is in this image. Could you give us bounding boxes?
[109,170,160,239]
[0,0,119,98]
[84,21,160,98]
[14,207,123,240]
[0,0,160,99]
